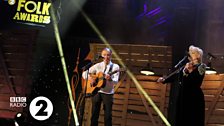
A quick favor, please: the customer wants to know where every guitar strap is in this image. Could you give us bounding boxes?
[108,63,114,74]
[104,63,114,74]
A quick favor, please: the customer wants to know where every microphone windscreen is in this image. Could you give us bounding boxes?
[98,55,104,59]
[185,51,190,57]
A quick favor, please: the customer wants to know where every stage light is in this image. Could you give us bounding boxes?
[205,53,217,75]
[140,69,155,75]
[16,113,22,118]
[14,112,25,126]
[205,67,217,75]
[14,121,19,126]
[140,63,155,75]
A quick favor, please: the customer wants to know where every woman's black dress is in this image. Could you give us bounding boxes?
[164,63,206,126]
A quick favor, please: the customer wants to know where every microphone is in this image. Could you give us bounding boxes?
[98,55,104,59]
[93,54,104,61]
[82,55,104,71]
[186,51,190,57]
[174,55,189,69]
[208,53,216,59]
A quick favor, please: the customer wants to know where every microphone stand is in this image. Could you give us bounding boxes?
[165,55,188,81]
[174,56,188,69]
[165,56,188,125]
[174,56,188,85]
[78,56,100,125]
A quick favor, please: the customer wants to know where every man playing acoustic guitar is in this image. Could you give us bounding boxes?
[82,47,120,126]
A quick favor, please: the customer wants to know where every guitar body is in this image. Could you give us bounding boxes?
[83,72,105,96]
[82,68,125,96]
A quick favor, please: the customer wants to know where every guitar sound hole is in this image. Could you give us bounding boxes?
[93,78,99,86]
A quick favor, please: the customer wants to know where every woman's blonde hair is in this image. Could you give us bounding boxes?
[189,45,203,63]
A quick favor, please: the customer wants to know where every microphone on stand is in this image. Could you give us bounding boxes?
[93,54,104,61]
[207,53,216,59]
[98,55,104,59]
[81,55,104,71]
[174,52,189,69]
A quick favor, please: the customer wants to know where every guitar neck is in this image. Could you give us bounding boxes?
[108,68,126,76]
[108,70,119,75]
[88,68,125,79]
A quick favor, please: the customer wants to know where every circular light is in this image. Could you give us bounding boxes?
[16,113,22,118]
[205,70,217,74]
[140,70,155,75]
[205,67,217,75]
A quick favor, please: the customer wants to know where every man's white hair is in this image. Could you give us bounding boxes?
[102,47,112,54]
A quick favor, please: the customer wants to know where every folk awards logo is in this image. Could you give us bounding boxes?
[8,0,52,25]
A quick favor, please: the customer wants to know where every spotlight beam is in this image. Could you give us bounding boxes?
[48,0,79,125]
[76,2,171,126]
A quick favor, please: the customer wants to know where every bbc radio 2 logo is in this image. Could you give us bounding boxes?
[10,97,27,107]
[10,96,53,121]
[29,96,53,121]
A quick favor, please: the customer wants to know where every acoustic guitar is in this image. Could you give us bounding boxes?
[83,68,126,96]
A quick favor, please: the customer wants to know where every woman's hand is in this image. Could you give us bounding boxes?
[184,62,194,73]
